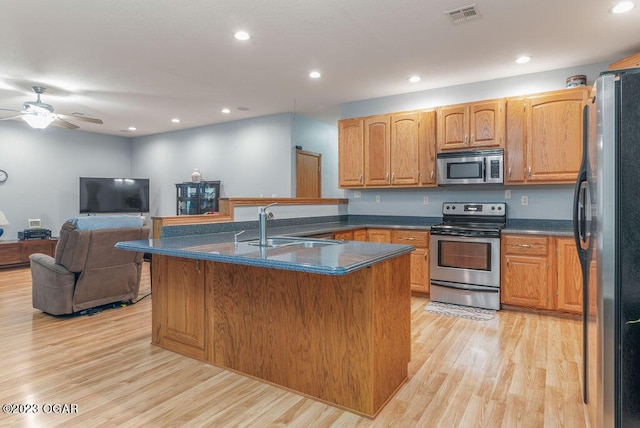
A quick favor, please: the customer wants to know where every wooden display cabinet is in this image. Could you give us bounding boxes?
[176,181,220,215]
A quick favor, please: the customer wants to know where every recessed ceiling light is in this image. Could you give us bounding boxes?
[515,55,532,64]
[408,75,421,83]
[610,1,634,13]
[171,118,180,123]
[234,31,250,41]
[221,108,231,114]
[309,71,322,79]
[128,126,136,131]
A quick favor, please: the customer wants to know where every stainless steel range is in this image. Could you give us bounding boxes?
[430,202,506,310]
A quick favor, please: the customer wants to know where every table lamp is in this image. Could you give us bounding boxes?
[0,211,8,239]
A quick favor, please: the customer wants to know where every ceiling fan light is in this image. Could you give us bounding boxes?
[22,113,55,129]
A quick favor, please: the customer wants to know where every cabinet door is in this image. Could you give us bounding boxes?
[526,88,588,182]
[418,110,437,185]
[390,112,420,185]
[469,100,504,148]
[437,105,469,151]
[367,229,392,243]
[338,118,364,187]
[333,230,354,241]
[353,229,368,241]
[502,255,551,309]
[154,256,206,360]
[409,248,429,294]
[505,97,527,183]
[364,115,391,186]
[556,237,583,314]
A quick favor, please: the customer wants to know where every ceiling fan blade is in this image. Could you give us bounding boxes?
[0,114,22,121]
[57,113,103,124]
[53,117,80,129]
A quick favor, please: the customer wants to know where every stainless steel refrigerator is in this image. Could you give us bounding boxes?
[574,68,640,427]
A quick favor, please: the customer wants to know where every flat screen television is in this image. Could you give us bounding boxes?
[80,177,150,214]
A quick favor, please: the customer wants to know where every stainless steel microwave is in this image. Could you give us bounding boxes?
[436,149,504,185]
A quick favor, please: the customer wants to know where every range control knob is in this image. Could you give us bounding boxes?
[498,206,502,211]
[491,206,496,210]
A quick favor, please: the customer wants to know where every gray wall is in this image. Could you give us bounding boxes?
[291,114,345,198]
[131,113,296,217]
[341,61,611,219]
[0,121,132,238]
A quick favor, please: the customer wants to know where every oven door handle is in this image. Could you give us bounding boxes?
[430,280,499,293]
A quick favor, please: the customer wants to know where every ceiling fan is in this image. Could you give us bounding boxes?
[0,86,103,130]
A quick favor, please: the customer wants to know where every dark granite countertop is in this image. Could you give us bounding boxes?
[115,229,414,276]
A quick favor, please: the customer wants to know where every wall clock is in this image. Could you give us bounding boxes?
[0,170,7,183]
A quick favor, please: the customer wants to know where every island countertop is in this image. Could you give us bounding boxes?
[115,231,414,276]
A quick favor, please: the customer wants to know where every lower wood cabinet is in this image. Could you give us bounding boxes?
[501,234,583,314]
[152,256,207,360]
[555,237,583,314]
[332,230,354,241]
[392,230,429,294]
[331,227,431,294]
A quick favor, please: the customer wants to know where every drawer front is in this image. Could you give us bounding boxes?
[392,230,429,248]
[504,235,549,256]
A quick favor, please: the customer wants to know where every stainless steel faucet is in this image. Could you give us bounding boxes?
[258,202,277,246]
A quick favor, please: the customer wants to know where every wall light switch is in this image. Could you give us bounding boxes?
[521,195,529,206]
[505,190,511,199]
[375,195,381,203]
[423,196,429,205]
[354,191,362,198]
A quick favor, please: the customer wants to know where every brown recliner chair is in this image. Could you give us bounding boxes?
[30,216,150,315]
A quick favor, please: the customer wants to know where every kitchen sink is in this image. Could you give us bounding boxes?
[246,237,343,248]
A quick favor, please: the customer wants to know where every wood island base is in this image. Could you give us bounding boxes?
[151,254,411,418]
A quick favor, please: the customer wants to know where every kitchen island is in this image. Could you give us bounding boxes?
[116,234,413,418]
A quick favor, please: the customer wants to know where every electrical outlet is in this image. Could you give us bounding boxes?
[375,195,381,203]
[354,191,361,198]
[521,196,529,206]
[505,190,511,199]
[423,196,429,205]
[271,193,278,197]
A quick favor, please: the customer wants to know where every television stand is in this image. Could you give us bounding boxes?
[0,238,58,269]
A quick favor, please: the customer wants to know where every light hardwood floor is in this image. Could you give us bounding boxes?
[0,263,589,427]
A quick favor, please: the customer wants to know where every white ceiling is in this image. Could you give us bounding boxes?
[0,0,638,137]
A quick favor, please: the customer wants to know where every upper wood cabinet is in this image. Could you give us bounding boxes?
[609,52,640,70]
[505,87,589,184]
[418,110,437,186]
[340,110,436,189]
[390,112,421,185]
[338,118,364,187]
[364,115,391,186]
[436,99,505,152]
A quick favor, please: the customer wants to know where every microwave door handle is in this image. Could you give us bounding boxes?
[483,158,487,182]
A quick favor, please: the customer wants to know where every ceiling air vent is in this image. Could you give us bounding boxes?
[446,4,480,24]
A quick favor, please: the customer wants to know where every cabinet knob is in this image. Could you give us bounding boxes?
[359,174,363,183]
[392,172,395,182]
[430,170,435,180]
[464,134,469,144]
[528,166,532,178]
[470,133,475,143]
[508,167,512,178]
[386,173,390,182]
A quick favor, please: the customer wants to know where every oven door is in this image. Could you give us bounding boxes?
[430,233,500,288]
